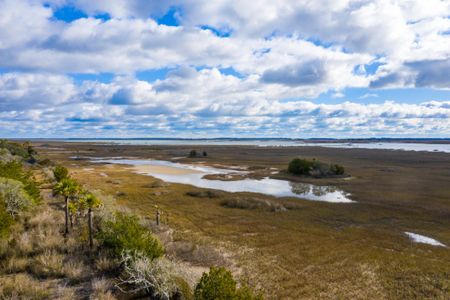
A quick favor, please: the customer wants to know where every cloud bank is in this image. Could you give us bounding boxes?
[0,0,449,137]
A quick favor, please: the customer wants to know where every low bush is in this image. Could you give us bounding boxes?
[288,158,345,177]
[221,197,285,212]
[186,190,218,198]
[0,140,30,159]
[0,177,33,218]
[0,197,13,238]
[0,160,41,202]
[97,212,164,260]
[194,267,262,300]
[117,251,180,299]
[188,150,198,157]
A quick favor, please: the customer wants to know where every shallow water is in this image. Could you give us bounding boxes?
[64,139,450,153]
[91,158,353,203]
[405,232,447,247]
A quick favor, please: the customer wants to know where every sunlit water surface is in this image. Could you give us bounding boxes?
[91,158,353,203]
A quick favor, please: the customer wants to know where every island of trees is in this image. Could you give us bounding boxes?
[288,158,345,177]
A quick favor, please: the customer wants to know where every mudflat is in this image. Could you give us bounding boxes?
[36,141,450,299]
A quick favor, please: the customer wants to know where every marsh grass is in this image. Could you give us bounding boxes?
[0,273,50,300]
[36,143,450,299]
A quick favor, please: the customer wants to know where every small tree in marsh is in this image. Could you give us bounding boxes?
[53,178,80,236]
[80,193,103,249]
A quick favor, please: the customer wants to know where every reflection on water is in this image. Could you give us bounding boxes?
[91,158,353,203]
[289,182,351,202]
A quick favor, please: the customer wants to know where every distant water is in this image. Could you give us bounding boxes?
[63,139,450,153]
[90,158,353,203]
[405,232,447,247]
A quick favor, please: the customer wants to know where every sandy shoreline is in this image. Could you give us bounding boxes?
[131,164,204,175]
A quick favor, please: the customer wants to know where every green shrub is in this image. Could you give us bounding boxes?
[0,161,40,202]
[0,140,29,159]
[288,158,345,177]
[97,212,164,260]
[288,158,313,175]
[194,267,262,300]
[0,196,14,238]
[189,150,197,157]
[0,178,33,218]
[53,165,69,182]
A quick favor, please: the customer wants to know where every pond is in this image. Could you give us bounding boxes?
[91,158,353,203]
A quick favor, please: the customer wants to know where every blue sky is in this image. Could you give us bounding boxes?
[0,0,449,138]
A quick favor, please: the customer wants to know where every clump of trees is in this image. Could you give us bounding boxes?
[288,158,345,177]
[188,150,208,158]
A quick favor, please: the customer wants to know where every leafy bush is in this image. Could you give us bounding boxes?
[194,267,262,300]
[0,148,17,163]
[53,165,69,182]
[0,140,29,159]
[188,150,197,157]
[0,140,37,163]
[97,212,164,260]
[0,195,14,238]
[0,177,33,218]
[288,158,345,177]
[288,158,313,175]
[0,160,40,202]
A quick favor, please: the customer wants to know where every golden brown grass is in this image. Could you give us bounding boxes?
[41,142,450,299]
[0,273,50,300]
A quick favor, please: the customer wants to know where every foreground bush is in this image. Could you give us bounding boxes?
[0,196,13,237]
[0,177,32,218]
[118,251,190,299]
[0,160,40,202]
[288,158,345,177]
[194,267,262,300]
[97,212,164,260]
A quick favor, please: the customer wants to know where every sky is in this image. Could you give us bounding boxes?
[1,0,450,138]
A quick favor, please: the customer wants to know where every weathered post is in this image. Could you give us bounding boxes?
[156,208,160,226]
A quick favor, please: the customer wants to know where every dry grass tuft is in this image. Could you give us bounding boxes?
[63,258,91,282]
[29,250,65,278]
[0,273,50,300]
[94,254,120,274]
[2,255,28,274]
[90,277,116,300]
[14,232,33,255]
[54,286,77,300]
[28,207,62,229]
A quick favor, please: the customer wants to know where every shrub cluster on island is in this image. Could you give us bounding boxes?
[288,158,345,178]
[188,150,208,158]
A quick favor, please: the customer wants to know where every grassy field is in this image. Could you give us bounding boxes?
[36,142,450,299]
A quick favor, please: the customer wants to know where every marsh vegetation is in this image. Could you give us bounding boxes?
[9,141,450,299]
[0,141,262,299]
